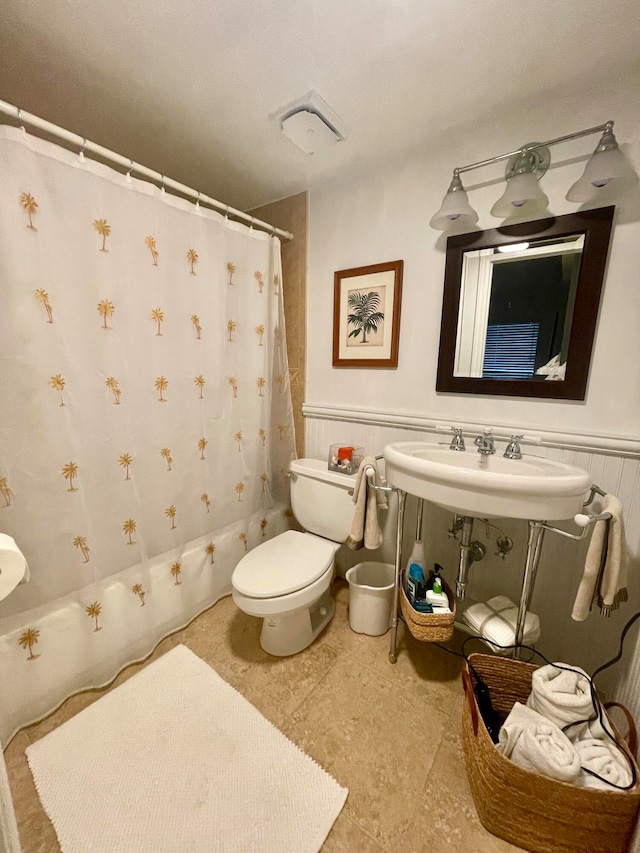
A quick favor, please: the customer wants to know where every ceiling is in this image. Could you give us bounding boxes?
[1,0,639,211]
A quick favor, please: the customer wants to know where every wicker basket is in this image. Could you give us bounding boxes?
[462,653,640,853]
[399,578,456,643]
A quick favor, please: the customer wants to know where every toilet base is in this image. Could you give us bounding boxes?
[259,591,335,656]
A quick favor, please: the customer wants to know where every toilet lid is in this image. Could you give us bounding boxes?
[232,530,336,598]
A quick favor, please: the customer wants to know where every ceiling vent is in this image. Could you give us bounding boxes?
[272,91,348,155]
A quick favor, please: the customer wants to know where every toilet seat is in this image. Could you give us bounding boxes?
[232,530,336,598]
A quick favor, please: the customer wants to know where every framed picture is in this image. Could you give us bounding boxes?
[332,259,403,368]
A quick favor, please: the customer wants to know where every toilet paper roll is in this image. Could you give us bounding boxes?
[0,533,29,602]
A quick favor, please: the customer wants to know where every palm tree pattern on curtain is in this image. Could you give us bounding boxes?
[0,134,295,661]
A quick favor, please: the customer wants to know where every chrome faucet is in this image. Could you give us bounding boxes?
[504,434,524,459]
[449,427,466,451]
[474,428,495,455]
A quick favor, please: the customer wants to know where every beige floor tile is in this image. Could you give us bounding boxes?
[5,589,522,853]
[320,810,386,852]
[282,655,450,848]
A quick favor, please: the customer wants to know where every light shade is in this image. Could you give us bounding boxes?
[566,136,638,202]
[491,169,549,218]
[429,174,479,230]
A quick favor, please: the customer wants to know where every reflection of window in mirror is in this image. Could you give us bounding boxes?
[454,234,584,381]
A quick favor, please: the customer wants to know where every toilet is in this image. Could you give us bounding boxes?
[231,457,361,656]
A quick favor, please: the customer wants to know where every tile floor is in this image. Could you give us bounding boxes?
[4,580,522,852]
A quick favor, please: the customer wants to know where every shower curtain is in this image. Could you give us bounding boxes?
[0,125,296,742]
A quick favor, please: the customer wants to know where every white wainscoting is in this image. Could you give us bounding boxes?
[304,403,640,723]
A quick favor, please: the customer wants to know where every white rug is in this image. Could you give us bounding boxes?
[26,645,347,852]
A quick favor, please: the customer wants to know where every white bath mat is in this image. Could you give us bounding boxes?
[26,645,347,852]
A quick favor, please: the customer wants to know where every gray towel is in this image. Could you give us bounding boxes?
[345,457,387,550]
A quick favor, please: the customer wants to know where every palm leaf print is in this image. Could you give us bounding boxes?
[170,561,182,585]
[259,428,266,447]
[260,473,268,493]
[35,289,53,323]
[194,375,205,398]
[234,431,242,452]
[123,518,137,544]
[165,505,177,529]
[118,453,132,480]
[228,376,238,397]
[105,376,122,404]
[254,271,264,293]
[73,535,90,563]
[239,532,248,551]
[198,437,208,460]
[155,376,168,402]
[160,447,173,471]
[18,628,40,660]
[205,542,216,563]
[131,583,146,606]
[235,481,245,502]
[260,518,268,537]
[49,374,66,406]
[97,299,115,329]
[0,477,12,507]
[61,461,78,491]
[20,192,38,230]
[275,375,285,392]
[201,493,210,513]
[191,314,202,339]
[226,261,236,285]
[93,219,111,252]
[151,307,164,336]
[187,248,198,275]
[86,601,102,631]
[227,319,236,341]
[145,235,159,265]
[255,325,265,346]
[256,377,266,396]
[347,290,384,343]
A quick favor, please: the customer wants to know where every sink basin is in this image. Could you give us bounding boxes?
[383,441,591,520]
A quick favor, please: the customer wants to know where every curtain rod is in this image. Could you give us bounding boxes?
[0,99,294,241]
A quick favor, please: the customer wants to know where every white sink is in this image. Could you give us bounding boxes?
[383,441,591,520]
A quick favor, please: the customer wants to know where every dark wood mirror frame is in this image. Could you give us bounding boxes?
[436,206,615,400]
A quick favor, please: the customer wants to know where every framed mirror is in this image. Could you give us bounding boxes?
[436,207,614,400]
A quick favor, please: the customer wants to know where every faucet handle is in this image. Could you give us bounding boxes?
[504,434,524,459]
[449,427,465,451]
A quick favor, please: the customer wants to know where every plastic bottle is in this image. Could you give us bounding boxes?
[405,563,425,604]
[405,540,426,576]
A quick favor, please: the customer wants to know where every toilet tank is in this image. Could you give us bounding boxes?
[289,458,360,542]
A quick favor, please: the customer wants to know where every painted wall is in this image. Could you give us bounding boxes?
[305,79,640,779]
[307,83,640,438]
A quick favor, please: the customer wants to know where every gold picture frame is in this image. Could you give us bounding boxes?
[332,259,403,368]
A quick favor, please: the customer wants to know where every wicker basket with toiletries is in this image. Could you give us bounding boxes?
[462,653,640,853]
[400,578,456,643]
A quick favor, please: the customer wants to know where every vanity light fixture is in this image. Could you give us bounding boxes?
[430,121,637,231]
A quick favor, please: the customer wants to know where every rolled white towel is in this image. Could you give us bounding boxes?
[526,663,605,739]
[463,596,540,647]
[497,702,581,783]
[574,736,632,790]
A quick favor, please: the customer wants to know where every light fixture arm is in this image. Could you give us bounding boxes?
[454,121,615,178]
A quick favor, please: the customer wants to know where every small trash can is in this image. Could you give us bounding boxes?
[345,562,395,636]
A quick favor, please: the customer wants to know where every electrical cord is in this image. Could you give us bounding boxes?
[449,612,640,791]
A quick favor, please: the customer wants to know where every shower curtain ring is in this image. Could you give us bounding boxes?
[160,175,166,195]
[126,159,134,183]
[224,205,230,221]
[17,108,27,138]
[78,137,87,163]
[250,217,254,231]
[195,191,200,209]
